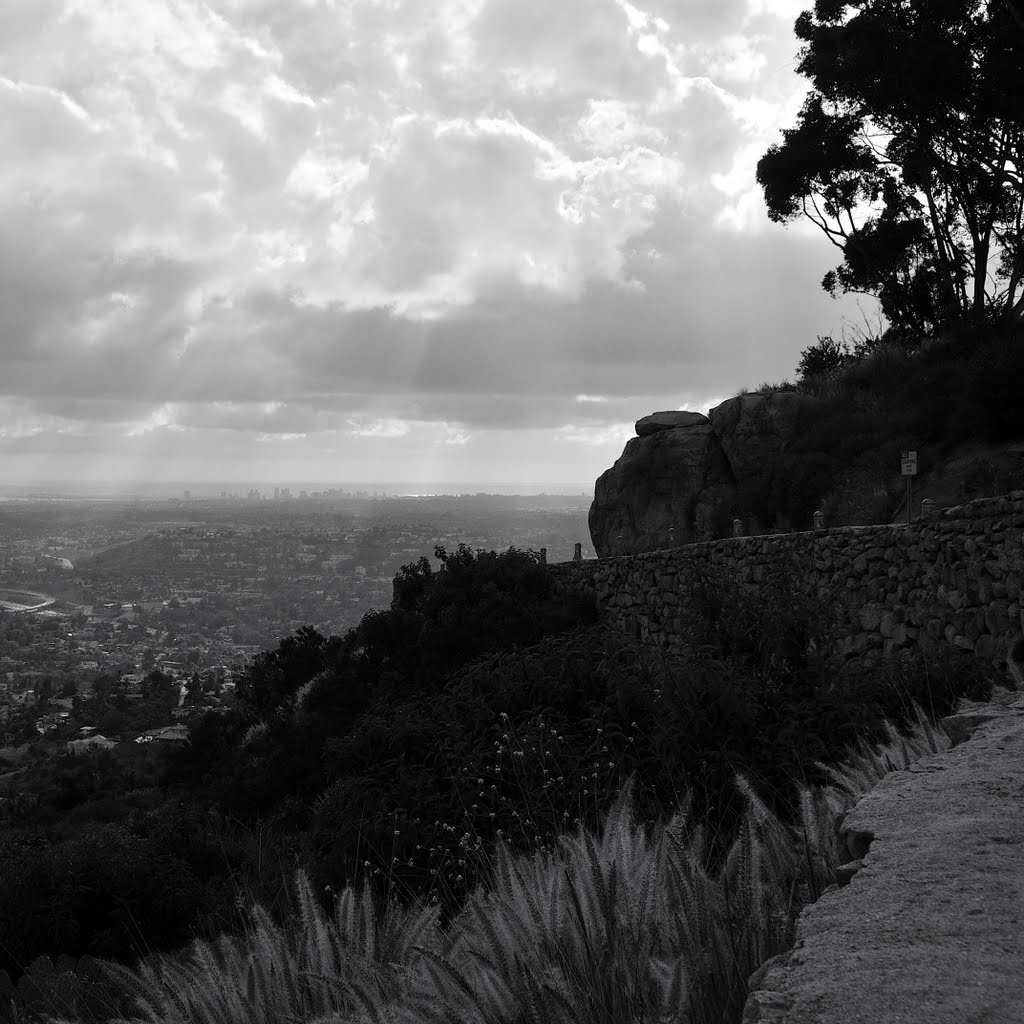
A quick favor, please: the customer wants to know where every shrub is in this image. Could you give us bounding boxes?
[966,334,1024,443]
[0,824,209,982]
[796,335,854,390]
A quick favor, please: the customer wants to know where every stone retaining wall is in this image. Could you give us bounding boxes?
[550,492,1024,667]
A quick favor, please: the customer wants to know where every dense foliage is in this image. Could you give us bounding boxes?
[724,319,1024,532]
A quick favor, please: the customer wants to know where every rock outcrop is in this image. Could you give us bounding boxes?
[589,393,819,555]
[708,391,815,484]
[588,417,734,557]
[635,411,710,436]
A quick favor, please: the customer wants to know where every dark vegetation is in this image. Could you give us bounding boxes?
[722,317,1024,534]
[0,544,998,1022]
[736,0,1024,535]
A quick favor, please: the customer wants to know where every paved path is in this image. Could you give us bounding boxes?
[743,686,1024,1024]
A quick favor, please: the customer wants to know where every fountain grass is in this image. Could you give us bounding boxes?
[25,695,952,1024]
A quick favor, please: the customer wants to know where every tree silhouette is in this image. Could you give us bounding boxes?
[758,0,1024,337]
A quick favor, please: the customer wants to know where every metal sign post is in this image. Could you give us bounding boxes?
[901,450,917,523]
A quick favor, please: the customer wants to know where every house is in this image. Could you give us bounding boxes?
[134,723,190,745]
[67,734,116,756]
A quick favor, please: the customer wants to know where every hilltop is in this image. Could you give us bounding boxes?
[591,318,1024,555]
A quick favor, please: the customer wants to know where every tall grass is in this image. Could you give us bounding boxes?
[31,699,953,1024]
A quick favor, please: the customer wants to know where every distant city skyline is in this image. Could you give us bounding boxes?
[1,1,877,488]
[0,480,594,500]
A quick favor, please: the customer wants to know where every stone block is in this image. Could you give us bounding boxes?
[889,624,912,646]
[974,634,999,661]
[859,604,882,631]
[963,611,985,642]
[985,600,1011,636]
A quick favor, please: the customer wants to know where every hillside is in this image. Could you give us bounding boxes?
[590,320,1024,555]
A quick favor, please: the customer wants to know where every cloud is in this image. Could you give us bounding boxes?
[0,0,875,488]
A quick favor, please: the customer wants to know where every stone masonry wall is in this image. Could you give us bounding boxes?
[550,492,1024,667]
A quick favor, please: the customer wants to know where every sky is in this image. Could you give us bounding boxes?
[0,0,879,492]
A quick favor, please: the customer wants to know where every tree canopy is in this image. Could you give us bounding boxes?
[757,0,1024,338]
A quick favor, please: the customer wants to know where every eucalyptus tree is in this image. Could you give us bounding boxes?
[757,0,1024,339]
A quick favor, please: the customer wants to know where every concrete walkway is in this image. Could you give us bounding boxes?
[743,685,1024,1024]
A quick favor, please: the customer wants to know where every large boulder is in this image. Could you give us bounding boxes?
[708,391,817,483]
[635,410,710,436]
[589,421,735,556]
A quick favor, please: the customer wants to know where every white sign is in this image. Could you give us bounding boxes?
[901,450,918,476]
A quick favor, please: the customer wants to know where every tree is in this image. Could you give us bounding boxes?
[758,0,1024,338]
[185,673,204,705]
[234,625,333,717]
[142,669,177,705]
[98,708,127,737]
